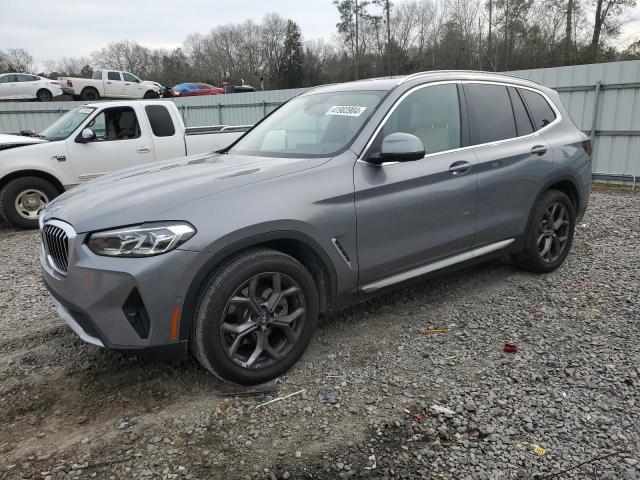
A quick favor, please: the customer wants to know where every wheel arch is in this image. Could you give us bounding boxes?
[179,231,338,343]
[540,176,581,214]
[0,169,65,194]
[81,86,99,97]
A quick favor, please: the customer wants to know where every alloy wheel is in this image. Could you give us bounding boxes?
[220,272,306,369]
[537,201,570,263]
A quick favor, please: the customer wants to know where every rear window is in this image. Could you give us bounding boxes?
[145,105,176,137]
[464,84,517,145]
[107,71,121,81]
[92,71,102,80]
[520,89,556,130]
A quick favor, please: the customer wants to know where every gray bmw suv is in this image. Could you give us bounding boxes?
[39,71,591,384]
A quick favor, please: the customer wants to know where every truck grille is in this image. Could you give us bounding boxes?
[43,224,69,273]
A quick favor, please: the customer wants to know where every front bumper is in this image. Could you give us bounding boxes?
[39,221,212,360]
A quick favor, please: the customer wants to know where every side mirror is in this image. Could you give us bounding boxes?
[77,128,96,143]
[369,132,425,164]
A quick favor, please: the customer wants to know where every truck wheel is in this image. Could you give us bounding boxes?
[511,189,576,273]
[143,90,159,99]
[36,89,53,102]
[0,177,59,229]
[191,248,319,385]
[81,88,99,101]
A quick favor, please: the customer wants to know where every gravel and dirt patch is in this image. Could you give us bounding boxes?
[0,188,639,480]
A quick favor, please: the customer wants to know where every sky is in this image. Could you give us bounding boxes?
[1,0,639,68]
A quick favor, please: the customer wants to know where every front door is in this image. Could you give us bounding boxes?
[354,83,477,286]
[66,106,154,182]
[123,72,145,98]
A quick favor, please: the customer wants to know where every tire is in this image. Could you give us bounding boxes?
[0,176,59,229]
[143,90,159,99]
[36,89,53,102]
[512,189,576,273]
[191,248,319,385]
[81,88,99,101]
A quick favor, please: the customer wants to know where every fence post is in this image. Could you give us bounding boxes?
[590,81,601,172]
[218,103,223,125]
[262,101,267,117]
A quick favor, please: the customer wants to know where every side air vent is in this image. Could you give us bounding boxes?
[331,238,352,268]
[122,289,151,339]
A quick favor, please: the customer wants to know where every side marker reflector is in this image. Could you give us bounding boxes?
[170,307,180,341]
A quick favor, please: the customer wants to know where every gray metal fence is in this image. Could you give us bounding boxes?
[1,60,639,182]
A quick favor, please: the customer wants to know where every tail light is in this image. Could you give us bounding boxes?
[50,80,59,85]
[582,138,592,156]
[66,79,73,87]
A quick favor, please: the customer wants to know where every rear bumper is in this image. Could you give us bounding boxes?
[61,87,75,95]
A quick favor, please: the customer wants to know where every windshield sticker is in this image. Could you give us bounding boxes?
[326,105,367,117]
[78,108,95,114]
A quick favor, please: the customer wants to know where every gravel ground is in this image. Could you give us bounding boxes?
[0,187,639,480]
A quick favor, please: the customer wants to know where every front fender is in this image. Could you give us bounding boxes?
[0,143,76,187]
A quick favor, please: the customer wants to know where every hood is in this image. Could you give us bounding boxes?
[0,134,48,150]
[44,152,327,233]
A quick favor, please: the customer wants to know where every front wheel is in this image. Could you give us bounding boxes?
[512,189,576,273]
[0,177,59,229]
[143,90,159,99]
[191,248,319,385]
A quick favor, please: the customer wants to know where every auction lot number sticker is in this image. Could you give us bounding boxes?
[326,105,367,117]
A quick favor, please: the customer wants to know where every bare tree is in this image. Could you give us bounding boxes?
[589,0,636,61]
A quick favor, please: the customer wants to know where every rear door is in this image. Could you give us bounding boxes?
[354,82,477,286]
[105,71,124,97]
[0,74,18,99]
[15,74,39,99]
[464,82,555,247]
[144,104,185,160]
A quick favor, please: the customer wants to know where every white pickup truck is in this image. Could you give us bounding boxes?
[0,100,250,228]
[60,70,161,101]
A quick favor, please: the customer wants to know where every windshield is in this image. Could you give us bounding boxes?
[40,107,95,141]
[228,90,385,158]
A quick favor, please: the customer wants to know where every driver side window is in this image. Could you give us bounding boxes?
[87,107,141,141]
[122,72,139,82]
[385,84,461,155]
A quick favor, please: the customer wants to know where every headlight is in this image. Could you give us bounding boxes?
[87,222,196,257]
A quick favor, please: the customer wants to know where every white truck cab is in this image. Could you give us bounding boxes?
[0,100,249,228]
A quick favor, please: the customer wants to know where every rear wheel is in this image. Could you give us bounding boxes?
[36,89,53,102]
[81,88,99,101]
[0,176,59,229]
[512,189,575,273]
[191,248,319,385]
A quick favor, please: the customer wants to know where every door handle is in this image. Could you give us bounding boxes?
[107,81,112,84]
[137,146,151,153]
[531,145,547,156]
[448,161,471,175]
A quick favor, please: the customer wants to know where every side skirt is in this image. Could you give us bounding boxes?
[360,239,515,294]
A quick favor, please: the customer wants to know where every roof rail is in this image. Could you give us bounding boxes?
[397,70,543,86]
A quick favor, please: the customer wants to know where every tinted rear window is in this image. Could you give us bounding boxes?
[92,71,102,80]
[465,84,517,145]
[107,71,121,81]
[520,89,556,130]
[508,87,534,136]
[145,105,176,137]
